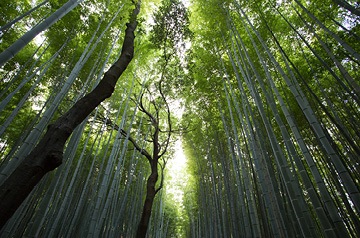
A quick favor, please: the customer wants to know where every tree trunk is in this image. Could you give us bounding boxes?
[136,160,159,238]
[0,0,49,32]
[0,2,140,229]
[332,0,360,17]
[136,124,161,238]
[0,0,83,67]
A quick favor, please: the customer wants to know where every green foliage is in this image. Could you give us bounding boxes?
[150,0,192,54]
[1,0,359,237]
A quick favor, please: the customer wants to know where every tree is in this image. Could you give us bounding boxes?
[95,77,176,238]
[0,0,141,228]
[182,0,359,237]
[0,0,191,236]
[0,0,83,67]
[1,0,359,237]
[130,82,173,238]
[133,1,191,236]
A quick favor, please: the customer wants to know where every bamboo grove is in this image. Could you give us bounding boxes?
[0,0,359,237]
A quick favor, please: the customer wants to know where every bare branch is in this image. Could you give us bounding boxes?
[92,108,152,163]
[158,79,172,158]
[120,129,152,162]
[139,93,157,125]
[155,159,166,194]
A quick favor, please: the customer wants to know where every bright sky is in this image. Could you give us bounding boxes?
[164,0,191,210]
[182,0,190,7]
[166,139,188,204]
[165,97,188,202]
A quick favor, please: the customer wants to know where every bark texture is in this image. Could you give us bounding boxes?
[136,160,159,238]
[135,100,166,238]
[119,113,163,238]
[0,2,140,229]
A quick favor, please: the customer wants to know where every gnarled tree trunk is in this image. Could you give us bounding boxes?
[0,2,141,229]
[136,159,159,238]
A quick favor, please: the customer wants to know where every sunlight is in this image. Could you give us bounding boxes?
[181,0,191,7]
[166,139,188,204]
[34,31,46,46]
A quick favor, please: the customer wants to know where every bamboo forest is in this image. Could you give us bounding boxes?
[0,0,359,237]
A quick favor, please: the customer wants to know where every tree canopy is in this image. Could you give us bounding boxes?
[0,0,359,237]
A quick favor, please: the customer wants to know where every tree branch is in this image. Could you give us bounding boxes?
[0,1,141,228]
[155,158,167,194]
[158,80,172,158]
[120,129,152,162]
